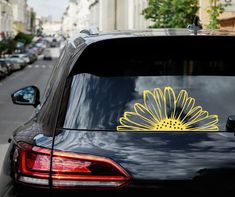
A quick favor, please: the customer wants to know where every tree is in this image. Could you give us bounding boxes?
[0,41,7,57]
[5,39,16,54]
[207,0,230,29]
[14,32,34,45]
[143,0,199,28]
[0,39,16,56]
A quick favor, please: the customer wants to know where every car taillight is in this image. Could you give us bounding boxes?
[15,143,131,188]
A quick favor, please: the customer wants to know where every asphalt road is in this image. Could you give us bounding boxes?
[0,47,60,168]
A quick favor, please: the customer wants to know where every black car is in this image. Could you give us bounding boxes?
[1,29,235,196]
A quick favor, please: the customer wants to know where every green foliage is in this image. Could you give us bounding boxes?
[6,39,17,54]
[0,39,16,54]
[0,41,7,54]
[143,0,199,28]
[0,32,34,55]
[14,32,34,45]
[207,0,230,29]
[0,41,6,51]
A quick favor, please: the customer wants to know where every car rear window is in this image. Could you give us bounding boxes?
[62,37,235,132]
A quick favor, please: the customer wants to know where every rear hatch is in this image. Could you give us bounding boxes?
[49,36,235,190]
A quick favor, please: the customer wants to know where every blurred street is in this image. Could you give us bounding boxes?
[0,47,60,168]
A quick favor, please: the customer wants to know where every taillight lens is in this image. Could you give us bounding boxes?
[15,143,130,188]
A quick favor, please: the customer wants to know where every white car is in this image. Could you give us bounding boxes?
[43,49,52,60]
[11,54,30,64]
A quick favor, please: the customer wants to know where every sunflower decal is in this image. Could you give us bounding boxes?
[117,87,219,131]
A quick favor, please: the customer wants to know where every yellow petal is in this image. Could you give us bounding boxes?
[122,112,155,128]
[134,103,159,123]
[183,106,202,124]
[153,88,166,120]
[142,91,161,121]
[180,97,195,122]
[186,115,218,130]
[174,90,188,119]
[164,87,176,119]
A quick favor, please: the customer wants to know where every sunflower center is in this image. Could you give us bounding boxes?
[155,118,187,131]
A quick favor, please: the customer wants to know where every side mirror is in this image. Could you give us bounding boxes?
[11,86,40,108]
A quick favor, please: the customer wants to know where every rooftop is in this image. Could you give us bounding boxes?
[68,28,235,48]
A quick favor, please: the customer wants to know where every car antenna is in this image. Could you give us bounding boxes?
[187,16,202,35]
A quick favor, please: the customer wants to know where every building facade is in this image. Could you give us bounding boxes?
[61,0,235,35]
[43,21,62,36]
[88,0,235,31]
[61,0,90,37]
[199,0,211,28]
[199,0,235,29]
[0,0,13,40]
[0,0,34,40]
[219,0,235,29]
[88,0,151,32]
[26,6,36,34]
[11,0,27,34]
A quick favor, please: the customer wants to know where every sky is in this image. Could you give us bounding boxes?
[27,0,69,21]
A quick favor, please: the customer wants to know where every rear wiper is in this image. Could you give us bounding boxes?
[226,116,235,133]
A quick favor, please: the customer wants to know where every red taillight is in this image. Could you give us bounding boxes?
[15,143,131,188]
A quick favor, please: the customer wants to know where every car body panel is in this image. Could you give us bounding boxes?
[50,130,235,181]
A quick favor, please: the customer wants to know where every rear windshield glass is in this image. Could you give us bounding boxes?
[63,37,235,132]
[63,68,235,131]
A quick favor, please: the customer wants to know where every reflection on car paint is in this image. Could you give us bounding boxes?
[52,130,235,180]
[117,86,219,131]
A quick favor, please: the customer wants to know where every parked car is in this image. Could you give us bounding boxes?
[0,60,12,75]
[34,43,46,55]
[0,67,5,79]
[26,53,38,63]
[1,29,235,196]
[11,54,30,64]
[35,42,46,49]
[26,47,40,56]
[7,57,27,69]
[0,61,8,79]
[5,59,21,71]
[43,49,52,60]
